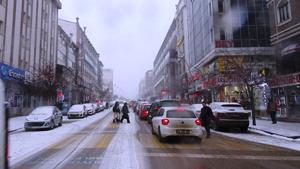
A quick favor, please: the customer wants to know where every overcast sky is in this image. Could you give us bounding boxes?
[59,0,178,99]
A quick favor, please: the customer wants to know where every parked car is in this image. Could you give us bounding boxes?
[24,106,63,131]
[147,99,181,124]
[151,107,203,142]
[139,103,151,120]
[85,103,96,115]
[189,104,203,118]
[67,104,87,118]
[209,102,249,132]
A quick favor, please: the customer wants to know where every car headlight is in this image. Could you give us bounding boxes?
[44,116,52,121]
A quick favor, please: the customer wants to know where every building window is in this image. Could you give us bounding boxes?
[277,0,291,24]
[210,29,214,42]
[218,0,224,13]
[220,29,225,40]
[0,21,4,35]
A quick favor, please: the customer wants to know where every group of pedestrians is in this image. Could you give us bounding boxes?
[112,101,130,123]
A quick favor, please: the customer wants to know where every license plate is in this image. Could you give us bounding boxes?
[176,130,190,135]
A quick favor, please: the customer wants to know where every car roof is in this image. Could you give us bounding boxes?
[210,102,241,106]
[160,106,194,112]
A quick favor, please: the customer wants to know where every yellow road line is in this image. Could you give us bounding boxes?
[95,134,114,148]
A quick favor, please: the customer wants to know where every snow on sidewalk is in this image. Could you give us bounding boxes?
[249,119,300,140]
[9,109,112,165]
[9,116,26,132]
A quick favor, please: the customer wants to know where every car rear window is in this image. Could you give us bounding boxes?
[144,105,150,109]
[166,110,196,118]
[161,101,181,107]
[221,104,242,107]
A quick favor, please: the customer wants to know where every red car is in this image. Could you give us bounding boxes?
[139,104,151,120]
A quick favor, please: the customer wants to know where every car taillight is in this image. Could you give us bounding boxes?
[143,110,149,115]
[161,119,169,125]
[195,119,201,126]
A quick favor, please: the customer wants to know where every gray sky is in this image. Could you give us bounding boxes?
[59,0,178,99]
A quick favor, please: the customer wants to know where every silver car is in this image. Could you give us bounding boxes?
[24,106,63,131]
[151,107,204,142]
[67,104,87,118]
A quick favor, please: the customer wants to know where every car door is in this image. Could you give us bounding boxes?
[152,108,164,133]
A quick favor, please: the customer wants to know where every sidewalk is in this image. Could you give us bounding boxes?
[249,118,300,141]
[9,116,26,132]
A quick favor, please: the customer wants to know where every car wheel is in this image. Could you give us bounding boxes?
[151,124,155,135]
[50,121,55,129]
[212,121,220,131]
[158,127,165,142]
[241,127,248,133]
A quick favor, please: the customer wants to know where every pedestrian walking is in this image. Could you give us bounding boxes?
[113,102,121,123]
[267,98,277,124]
[199,101,215,138]
[121,102,130,123]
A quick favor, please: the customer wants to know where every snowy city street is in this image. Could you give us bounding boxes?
[8,109,300,169]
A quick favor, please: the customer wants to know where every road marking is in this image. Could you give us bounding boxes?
[143,152,300,161]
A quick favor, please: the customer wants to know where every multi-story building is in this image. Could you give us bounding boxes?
[138,70,154,100]
[182,0,274,108]
[138,78,146,99]
[102,69,113,101]
[59,18,101,103]
[56,25,78,104]
[175,0,190,101]
[267,0,300,120]
[97,60,104,100]
[0,0,61,116]
[153,19,178,99]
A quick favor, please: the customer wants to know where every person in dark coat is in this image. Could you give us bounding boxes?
[113,102,121,123]
[121,102,130,123]
[199,101,215,138]
[267,98,277,124]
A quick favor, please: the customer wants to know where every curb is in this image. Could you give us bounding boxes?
[249,127,300,140]
[9,128,23,133]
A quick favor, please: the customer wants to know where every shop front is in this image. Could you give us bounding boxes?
[268,72,300,120]
[0,63,25,116]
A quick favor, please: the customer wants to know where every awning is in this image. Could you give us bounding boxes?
[281,43,300,56]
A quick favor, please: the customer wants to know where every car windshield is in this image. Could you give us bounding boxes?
[30,107,53,116]
[166,110,196,118]
[69,105,83,111]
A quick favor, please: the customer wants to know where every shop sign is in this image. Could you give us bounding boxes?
[0,63,25,82]
[268,72,300,88]
[203,75,241,89]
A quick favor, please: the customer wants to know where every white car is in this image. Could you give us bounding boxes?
[85,103,96,115]
[67,104,87,118]
[24,106,63,130]
[151,107,203,142]
[209,102,249,132]
[189,104,203,118]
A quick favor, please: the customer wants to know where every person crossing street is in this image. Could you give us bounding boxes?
[199,101,215,138]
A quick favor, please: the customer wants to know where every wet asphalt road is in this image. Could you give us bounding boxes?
[11,110,300,169]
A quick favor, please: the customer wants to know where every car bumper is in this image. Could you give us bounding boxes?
[160,126,204,138]
[24,121,51,129]
[68,113,84,118]
[216,119,249,128]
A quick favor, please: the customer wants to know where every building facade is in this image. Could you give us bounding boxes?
[182,0,274,110]
[102,69,113,101]
[59,18,102,103]
[0,0,61,116]
[267,0,300,120]
[56,25,78,105]
[153,20,178,100]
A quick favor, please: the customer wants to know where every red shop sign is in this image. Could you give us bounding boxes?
[268,73,300,87]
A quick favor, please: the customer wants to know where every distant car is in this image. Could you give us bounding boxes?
[151,107,203,142]
[189,104,203,118]
[209,102,249,132]
[67,104,87,118]
[24,106,63,131]
[139,104,151,120]
[147,99,181,124]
